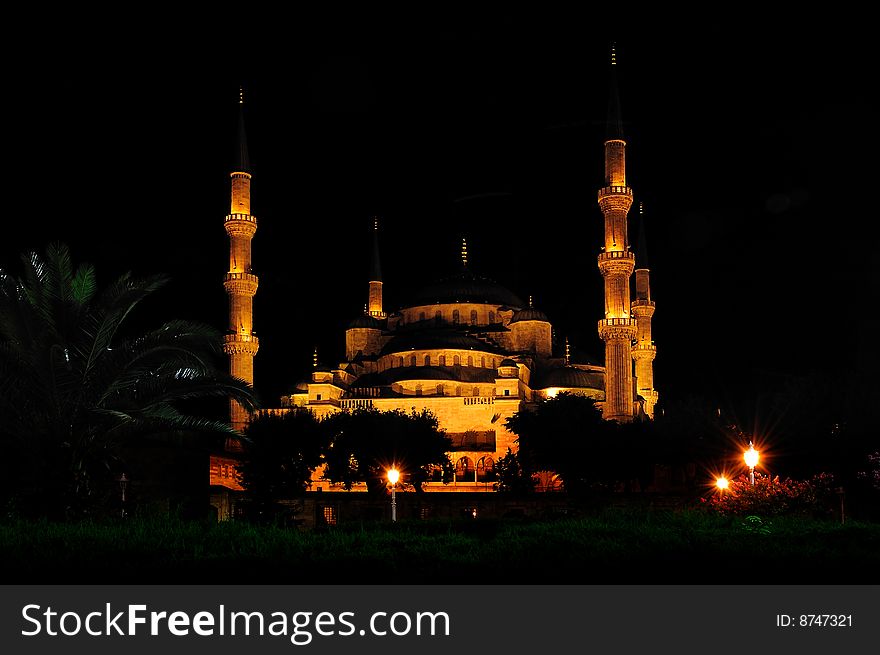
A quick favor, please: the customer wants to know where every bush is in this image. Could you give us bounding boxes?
[702,472,837,518]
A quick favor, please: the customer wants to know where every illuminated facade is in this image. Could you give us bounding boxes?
[212,48,658,495]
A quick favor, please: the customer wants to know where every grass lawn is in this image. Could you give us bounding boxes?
[2,511,877,584]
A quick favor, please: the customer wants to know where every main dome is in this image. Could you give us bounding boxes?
[409,271,525,308]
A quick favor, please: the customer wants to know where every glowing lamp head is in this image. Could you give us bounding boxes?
[387,468,400,485]
[744,444,760,469]
[715,476,729,491]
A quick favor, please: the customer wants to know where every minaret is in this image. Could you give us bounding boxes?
[367,217,385,318]
[222,88,259,433]
[597,43,636,422]
[631,202,658,418]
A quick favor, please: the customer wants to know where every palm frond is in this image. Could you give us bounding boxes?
[70,263,97,306]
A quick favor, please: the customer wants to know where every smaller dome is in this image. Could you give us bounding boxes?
[347,314,382,329]
[498,358,518,368]
[539,367,603,390]
[509,307,549,324]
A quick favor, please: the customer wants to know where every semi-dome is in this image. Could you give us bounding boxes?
[380,328,503,355]
[409,271,525,308]
[498,358,518,368]
[509,307,549,323]
[537,366,604,390]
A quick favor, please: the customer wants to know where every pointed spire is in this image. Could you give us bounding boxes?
[528,295,534,308]
[313,347,319,368]
[564,337,571,366]
[635,202,650,268]
[460,237,468,269]
[606,42,624,141]
[369,216,382,281]
[235,86,251,173]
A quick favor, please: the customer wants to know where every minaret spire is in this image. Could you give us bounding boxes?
[564,337,571,366]
[606,42,624,143]
[235,86,251,174]
[631,202,658,418]
[461,237,469,270]
[597,43,636,422]
[223,87,259,434]
[367,217,385,318]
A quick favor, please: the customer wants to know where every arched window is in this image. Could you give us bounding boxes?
[452,309,460,324]
[419,311,426,322]
[424,354,431,366]
[438,355,446,366]
[453,355,460,366]
[455,457,475,483]
[470,310,478,325]
[410,355,417,367]
[477,457,495,482]
[488,311,495,324]
[436,384,444,396]
[472,387,480,396]
[467,356,473,367]
[435,310,442,324]
[415,384,422,397]
[399,357,404,368]
[480,356,486,368]
[455,385,463,397]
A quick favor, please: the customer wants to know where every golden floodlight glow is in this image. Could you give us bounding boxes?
[545,387,561,398]
[715,476,729,490]
[387,468,400,485]
[744,444,760,469]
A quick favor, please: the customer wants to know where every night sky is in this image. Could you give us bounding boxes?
[5,22,877,420]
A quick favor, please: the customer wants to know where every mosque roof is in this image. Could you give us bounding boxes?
[380,328,504,355]
[509,307,549,323]
[347,314,383,329]
[535,366,604,390]
[352,366,499,387]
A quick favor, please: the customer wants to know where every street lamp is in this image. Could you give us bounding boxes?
[387,468,400,522]
[715,476,729,492]
[117,473,129,518]
[744,442,759,486]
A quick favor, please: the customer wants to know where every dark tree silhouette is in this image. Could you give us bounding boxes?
[237,409,328,520]
[0,243,256,518]
[322,408,452,493]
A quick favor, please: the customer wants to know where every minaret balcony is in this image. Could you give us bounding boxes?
[224,272,259,296]
[224,213,258,238]
[632,342,657,354]
[597,186,633,213]
[597,250,635,276]
[598,318,637,341]
[597,185,632,199]
[223,333,260,356]
[630,299,656,317]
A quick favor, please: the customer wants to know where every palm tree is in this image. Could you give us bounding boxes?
[0,243,257,518]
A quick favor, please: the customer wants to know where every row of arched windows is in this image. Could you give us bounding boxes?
[411,309,497,325]
[455,456,495,482]
[413,384,484,397]
[389,354,498,368]
[426,457,495,483]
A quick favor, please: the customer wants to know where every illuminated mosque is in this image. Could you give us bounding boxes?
[210,47,658,494]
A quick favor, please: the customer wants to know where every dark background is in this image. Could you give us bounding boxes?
[4,19,877,427]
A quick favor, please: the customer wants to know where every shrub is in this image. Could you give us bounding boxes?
[702,472,836,518]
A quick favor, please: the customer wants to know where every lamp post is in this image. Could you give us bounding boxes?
[387,468,399,522]
[117,473,129,518]
[744,442,759,486]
